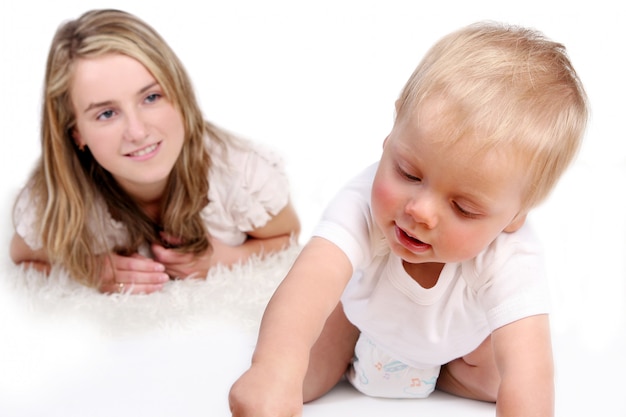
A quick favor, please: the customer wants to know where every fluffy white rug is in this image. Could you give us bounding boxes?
[0,244,494,417]
[1,244,301,339]
[6,240,611,417]
[0,245,303,416]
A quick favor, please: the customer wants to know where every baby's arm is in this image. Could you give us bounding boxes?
[493,314,554,417]
[229,236,353,417]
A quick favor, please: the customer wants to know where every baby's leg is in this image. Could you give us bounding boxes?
[436,335,500,402]
[303,302,360,402]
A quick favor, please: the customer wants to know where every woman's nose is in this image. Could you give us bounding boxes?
[123,110,148,142]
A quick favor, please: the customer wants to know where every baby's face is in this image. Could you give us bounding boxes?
[371,105,527,266]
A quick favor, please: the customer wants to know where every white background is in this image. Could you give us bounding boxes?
[1,1,624,416]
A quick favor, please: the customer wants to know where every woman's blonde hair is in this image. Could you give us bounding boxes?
[25,9,231,286]
[397,22,588,210]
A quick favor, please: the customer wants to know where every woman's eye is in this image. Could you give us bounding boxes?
[145,93,161,103]
[96,110,115,120]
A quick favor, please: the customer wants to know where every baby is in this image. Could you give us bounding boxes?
[229,21,587,417]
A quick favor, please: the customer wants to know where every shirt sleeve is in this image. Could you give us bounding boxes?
[13,186,44,250]
[465,223,552,331]
[13,184,131,254]
[202,139,291,245]
[312,163,382,270]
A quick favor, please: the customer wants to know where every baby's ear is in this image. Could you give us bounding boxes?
[504,213,527,233]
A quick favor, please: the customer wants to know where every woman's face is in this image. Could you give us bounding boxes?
[70,53,185,202]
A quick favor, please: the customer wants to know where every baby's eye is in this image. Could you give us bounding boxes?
[398,167,421,182]
[453,202,479,219]
[96,109,115,121]
[405,173,421,182]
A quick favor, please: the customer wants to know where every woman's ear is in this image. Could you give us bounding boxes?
[71,128,85,150]
[504,212,527,233]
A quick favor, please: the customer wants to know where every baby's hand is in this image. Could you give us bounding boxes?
[229,364,304,417]
[99,253,169,294]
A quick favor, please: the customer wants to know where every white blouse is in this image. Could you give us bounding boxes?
[14,136,290,253]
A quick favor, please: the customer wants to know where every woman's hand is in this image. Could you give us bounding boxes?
[98,252,170,294]
[150,239,214,279]
[152,233,295,279]
[152,201,300,279]
[151,235,264,279]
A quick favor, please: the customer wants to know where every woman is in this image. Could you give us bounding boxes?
[10,9,300,294]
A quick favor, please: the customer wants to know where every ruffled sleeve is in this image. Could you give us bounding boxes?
[202,138,290,246]
[13,184,131,255]
[13,186,44,250]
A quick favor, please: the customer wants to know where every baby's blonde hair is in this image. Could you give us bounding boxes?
[397,22,588,210]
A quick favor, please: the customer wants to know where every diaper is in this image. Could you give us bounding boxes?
[345,334,440,399]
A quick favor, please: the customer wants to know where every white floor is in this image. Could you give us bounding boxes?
[0,309,622,417]
[1,1,624,416]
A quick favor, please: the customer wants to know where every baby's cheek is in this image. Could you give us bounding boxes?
[371,182,392,207]
[442,225,495,263]
[370,179,398,222]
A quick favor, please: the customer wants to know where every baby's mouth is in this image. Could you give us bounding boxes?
[395,224,432,252]
[401,228,424,244]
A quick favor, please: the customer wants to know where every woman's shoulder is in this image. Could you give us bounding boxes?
[206,133,284,174]
[202,133,290,237]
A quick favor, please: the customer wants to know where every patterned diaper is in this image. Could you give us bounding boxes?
[345,334,440,399]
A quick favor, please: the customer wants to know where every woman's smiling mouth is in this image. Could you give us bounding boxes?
[127,142,159,158]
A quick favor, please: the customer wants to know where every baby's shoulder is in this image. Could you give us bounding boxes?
[462,222,544,287]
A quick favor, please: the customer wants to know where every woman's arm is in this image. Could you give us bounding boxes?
[231,199,301,261]
[11,231,170,293]
[10,233,51,273]
[248,200,300,240]
[229,236,353,417]
[152,201,300,277]
[493,314,554,417]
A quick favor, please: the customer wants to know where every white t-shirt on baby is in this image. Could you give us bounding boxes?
[313,163,550,369]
